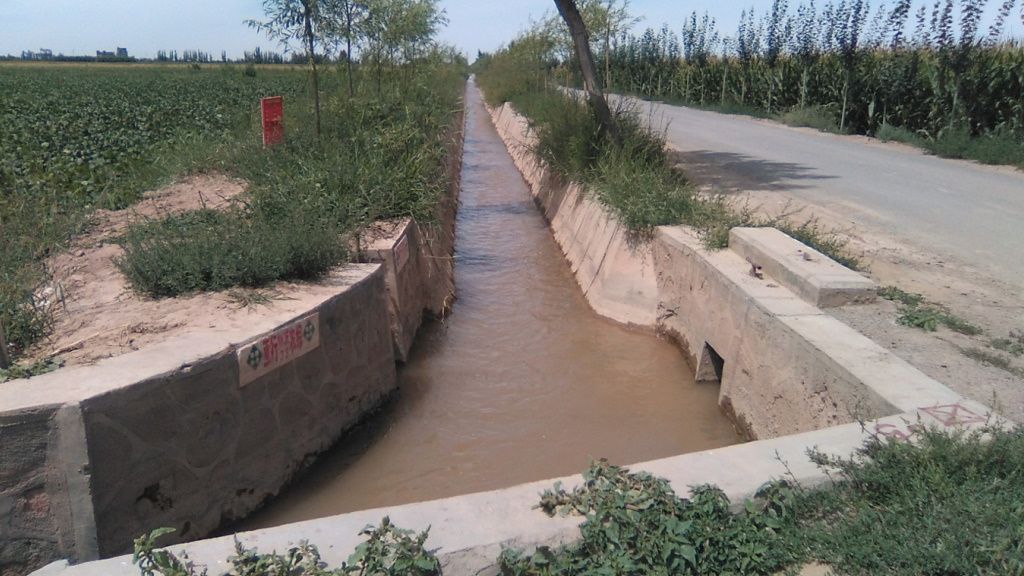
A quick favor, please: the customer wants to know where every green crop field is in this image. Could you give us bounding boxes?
[0,60,464,366]
[1,64,305,209]
[0,64,310,359]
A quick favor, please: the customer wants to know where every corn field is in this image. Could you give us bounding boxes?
[602,0,1024,137]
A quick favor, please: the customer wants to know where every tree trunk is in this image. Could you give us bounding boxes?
[604,24,612,89]
[553,0,618,142]
[303,1,322,139]
[344,3,356,98]
[0,320,10,369]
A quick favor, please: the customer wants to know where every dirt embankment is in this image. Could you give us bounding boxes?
[24,174,257,367]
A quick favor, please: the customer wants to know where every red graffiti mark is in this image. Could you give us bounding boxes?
[920,404,987,427]
[259,323,305,368]
[874,423,914,442]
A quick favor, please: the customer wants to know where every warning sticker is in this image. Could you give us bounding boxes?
[237,313,320,387]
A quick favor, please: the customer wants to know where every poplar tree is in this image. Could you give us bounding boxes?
[248,0,329,139]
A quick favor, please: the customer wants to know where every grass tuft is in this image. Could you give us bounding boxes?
[115,207,347,298]
[879,285,981,335]
[877,123,1024,169]
[778,105,843,133]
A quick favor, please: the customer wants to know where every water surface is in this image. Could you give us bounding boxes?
[239,81,739,528]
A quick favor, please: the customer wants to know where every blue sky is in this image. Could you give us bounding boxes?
[1,0,1020,59]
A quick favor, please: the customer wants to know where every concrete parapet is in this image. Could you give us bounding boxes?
[729,227,876,308]
[1,265,397,572]
[653,226,963,438]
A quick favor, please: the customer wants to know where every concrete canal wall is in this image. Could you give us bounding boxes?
[486,101,966,439]
[2,266,396,572]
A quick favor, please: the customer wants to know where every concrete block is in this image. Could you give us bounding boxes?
[729,227,876,307]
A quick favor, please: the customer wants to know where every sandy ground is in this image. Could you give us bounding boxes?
[671,154,1024,424]
[23,174,277,367]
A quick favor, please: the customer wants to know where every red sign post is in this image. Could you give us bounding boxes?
[261,96,284,147]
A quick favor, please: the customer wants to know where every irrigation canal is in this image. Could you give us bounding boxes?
[236,80,740,530]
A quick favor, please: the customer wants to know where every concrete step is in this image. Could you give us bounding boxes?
[729,227,876,308]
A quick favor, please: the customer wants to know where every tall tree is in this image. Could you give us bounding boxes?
[553,0,618,141]
[248,0,329,138]
[326,0,369,97]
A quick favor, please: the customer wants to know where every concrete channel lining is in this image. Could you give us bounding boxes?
[729,227,877,308]
[34,403,1003,576]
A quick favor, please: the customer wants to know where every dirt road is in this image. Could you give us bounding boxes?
[625,97,1024,289]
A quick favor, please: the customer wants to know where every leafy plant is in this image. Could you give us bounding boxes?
[991,330,1024,357]
[132,519,439,576]
[498,460,799,575]
[0,357,63,383]
[879,285,981,335]
[342,517,441,576]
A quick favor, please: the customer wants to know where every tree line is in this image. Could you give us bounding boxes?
[482,0,1023,140]
[610,0,1023,137]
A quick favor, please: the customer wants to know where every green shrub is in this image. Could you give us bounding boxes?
[779,106,842,133]
[133,518,439,576]
[879,285,981,335]
[498,461,798,575]
[116,207,346,298]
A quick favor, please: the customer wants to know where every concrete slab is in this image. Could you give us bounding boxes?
[729,227,876,307]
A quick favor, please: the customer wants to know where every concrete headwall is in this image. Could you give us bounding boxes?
[1,266,397,573]
[1,404,91,576]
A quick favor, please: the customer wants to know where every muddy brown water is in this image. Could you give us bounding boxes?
[238,81,739,530]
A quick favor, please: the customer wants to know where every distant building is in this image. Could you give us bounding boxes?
[20,49,52,61]
[97,50,115,58]
[116,47,128,58]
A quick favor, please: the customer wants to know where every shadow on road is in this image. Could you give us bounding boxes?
[670,149,836,193]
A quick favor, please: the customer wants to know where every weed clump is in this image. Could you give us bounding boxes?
[876,124,1024,169]
[779,105,843,133]
[116,207,346,297]
[879,285,981,335]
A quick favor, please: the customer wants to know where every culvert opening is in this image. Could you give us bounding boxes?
[696,343,725,384]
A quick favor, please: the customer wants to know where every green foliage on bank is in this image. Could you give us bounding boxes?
[0,53,465,360]
[475,43,857,268]
[0,65,304,359]
[135,426,1024,575]
[878,285,982,335]
[118,59,464,298]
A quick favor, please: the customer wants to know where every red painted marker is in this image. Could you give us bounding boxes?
[261,96,284,147]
